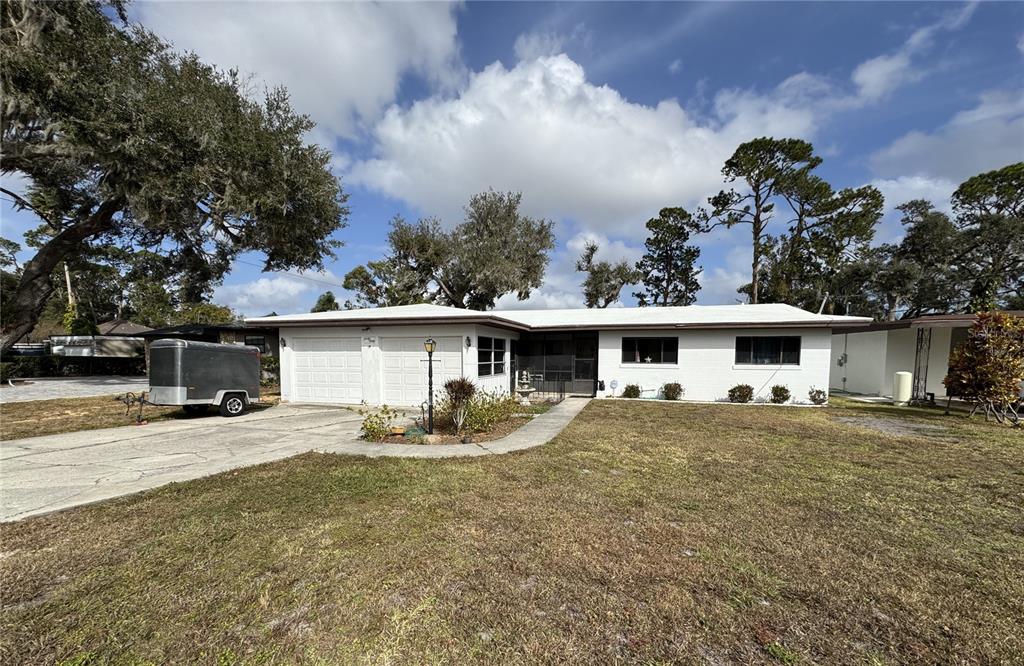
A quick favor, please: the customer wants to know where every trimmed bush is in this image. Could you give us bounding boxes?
[361,405,398,441]
[808,387,828,405]
[464,392,519,433]
[727,384,754,403]
[769,384,791,404]
[662,382,683,401]
[621,384,641,399]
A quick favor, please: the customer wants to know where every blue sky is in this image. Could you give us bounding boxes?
[2,1,1022,316]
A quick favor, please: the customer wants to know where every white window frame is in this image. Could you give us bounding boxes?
[477,336,506,376]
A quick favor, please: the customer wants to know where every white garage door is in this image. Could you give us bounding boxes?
[292,337,363,403]
[381,336,462,406]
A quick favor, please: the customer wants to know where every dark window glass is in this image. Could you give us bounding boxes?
[244,335,267,353]
[478,336,506,375]
[621,337,679,364]
[734,336,800,365]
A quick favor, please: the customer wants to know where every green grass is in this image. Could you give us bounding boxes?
[1,398,1022,664]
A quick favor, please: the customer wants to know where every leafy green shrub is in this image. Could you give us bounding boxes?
[464,392,519,433]
[808,387,828,405]
[361,405,399,441]
[260,355,280,388]
[439,377,476,434]
[0,356,144,378]
[769,384,790,404]
[728,384,754,403]
[662,382,683,400]
[621,384,641,399]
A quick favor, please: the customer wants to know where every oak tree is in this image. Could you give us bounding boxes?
[0,0,348,351]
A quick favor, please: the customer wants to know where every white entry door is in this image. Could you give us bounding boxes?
[381,336,463,406]
[291,337,363,403]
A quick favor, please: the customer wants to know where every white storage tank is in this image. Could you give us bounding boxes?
[893,371,913,406]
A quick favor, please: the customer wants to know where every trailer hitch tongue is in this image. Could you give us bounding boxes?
[114,391,150,425]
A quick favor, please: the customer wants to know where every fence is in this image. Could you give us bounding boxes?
[517,373,568,403]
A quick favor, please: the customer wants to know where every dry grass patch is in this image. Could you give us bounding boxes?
[1,398,1021,664]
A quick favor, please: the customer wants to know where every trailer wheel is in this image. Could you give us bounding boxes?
[183,404,208,416]
[219,393,247,417]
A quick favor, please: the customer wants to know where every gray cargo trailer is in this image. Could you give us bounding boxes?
[148,339,260,416]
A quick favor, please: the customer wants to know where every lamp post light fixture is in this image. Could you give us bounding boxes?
[424,338,436,434]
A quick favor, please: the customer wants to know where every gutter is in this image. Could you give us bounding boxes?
[245,315,871,332]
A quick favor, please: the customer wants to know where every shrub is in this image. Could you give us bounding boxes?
[728,384,754,403]
[944,311,1024,425]
[662,382,683,401]
[361,405,398,441]
[260,355,280,388]
[808,387,828,405]
[464,391,519,433]
[0,355,144,378]
[621,384,641,399]
[440,377,476,434]
[769,384,790,404]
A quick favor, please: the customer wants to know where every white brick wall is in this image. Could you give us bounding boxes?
[596,327,832,403]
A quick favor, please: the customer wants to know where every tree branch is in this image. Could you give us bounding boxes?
[0,186,62,230]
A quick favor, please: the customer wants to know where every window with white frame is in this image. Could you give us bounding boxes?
[621,337,678,364]
[478,336,506,376]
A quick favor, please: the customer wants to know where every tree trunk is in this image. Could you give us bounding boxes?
[63,261,77,307]
[0,200,121,354]
[751,225,761,304]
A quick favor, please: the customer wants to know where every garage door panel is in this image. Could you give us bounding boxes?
[291,336,363,404]
[380,336,462,406]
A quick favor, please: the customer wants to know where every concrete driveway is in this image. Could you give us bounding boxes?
[0,404,364,521]
[0,376,149,403]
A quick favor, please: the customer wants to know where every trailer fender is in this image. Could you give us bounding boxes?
[212,390,258,406]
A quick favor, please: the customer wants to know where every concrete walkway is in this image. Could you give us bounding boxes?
[0,398,590,521]
[335,396,592,459]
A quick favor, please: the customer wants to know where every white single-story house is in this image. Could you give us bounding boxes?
[829,311,1023,402]
[245,303,870,407]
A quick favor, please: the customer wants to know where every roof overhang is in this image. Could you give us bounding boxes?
[249,316,868,332]
[254,315,531,332]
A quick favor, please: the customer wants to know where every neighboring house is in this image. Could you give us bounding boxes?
[829,311,1024,401]
[50,335,145,358]
[245,303,870,407]
[139,323,280,356]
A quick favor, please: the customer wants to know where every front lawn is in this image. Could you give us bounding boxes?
[1,399,1021,664]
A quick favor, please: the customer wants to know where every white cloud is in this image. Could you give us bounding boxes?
[513,24,591,62]
[215,270,348,318]
[850,3,976,101]
[349,55,818,236]
[695,245,749,305]
[1018,33,1024,54]
[851,52,921,101]
[668,59,682,75]
[134,2,461,139]
[869,175,957,243]
[870,89,1024,182]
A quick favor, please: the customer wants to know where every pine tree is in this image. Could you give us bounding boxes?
[634,208,702,307]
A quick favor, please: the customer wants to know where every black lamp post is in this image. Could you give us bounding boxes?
[424,338,436,434]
